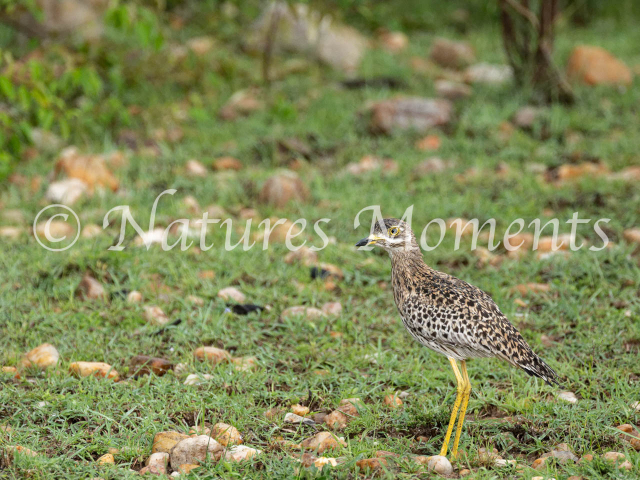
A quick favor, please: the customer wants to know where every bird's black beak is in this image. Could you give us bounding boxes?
[355,237,369,247]
[356,235,379,247]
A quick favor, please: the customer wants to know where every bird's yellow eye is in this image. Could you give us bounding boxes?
[388,227,399,236]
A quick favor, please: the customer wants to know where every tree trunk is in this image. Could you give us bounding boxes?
[499,0,574,103]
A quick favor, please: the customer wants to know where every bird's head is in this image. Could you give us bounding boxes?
[356,218,419,254]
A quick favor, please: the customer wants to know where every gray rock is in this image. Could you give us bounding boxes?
[370,97,452,134]
[464,63,513,85]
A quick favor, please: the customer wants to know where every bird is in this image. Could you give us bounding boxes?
[356,218,560,459]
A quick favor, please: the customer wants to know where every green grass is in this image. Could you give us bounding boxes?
[1,1,640,478]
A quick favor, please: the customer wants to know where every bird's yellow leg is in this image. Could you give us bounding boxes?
[439,357,464,457]
[451,360,471,458]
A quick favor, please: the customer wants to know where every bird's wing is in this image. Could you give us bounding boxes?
[411,271,560,384]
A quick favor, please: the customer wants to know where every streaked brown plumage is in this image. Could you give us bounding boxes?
[356,218,559,458]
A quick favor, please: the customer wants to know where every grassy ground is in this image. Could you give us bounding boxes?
[1,1,640,478]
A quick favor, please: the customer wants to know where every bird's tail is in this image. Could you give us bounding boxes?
[516,352,561,387]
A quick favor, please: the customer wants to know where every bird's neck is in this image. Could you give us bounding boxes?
[389,249,435,292]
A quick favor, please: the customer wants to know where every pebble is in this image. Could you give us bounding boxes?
[291,404,310,416]
[197,269,215,280]
[624,229,640,244]
[532,457,546,469]
[127,291,143,303]
[46,178,88,205]
[557,391,578,403]
[212,156,243,171]
[135,227,165,246]
[464,63,513,84]
[144,306,170,326]
[422,455,453,475]
[77,274,107,300]
[81,224,102,238]
[325,398,362,430]
[513,106,541,128]
[139,465,165,475]
[96,453,114,464]
[187,295,204,306]
[603,451,626,463]
[69,362,119,381]
[631,401,640,412]
[356,457,387,470]
[369,97,452,134]
[264,407,283,420]
[284,246,318,266]
[223,445,261,462]
[188,426,211,436]
[147,452,169,469]
[429,38,475,69]
[173,363,188,377]
[152,432,190,454]
[35,220,75,241]
[618,460,633,470]
[383,394,403,408]
[300,432,347,454]
[20,343,59,369]
[539,444,579,464]
[217,287,246,303]
[415,134,441,151]
[0,226,23,240]
[435,80,472,99]
[258,171,309,208]
[379,30,408,53]
[211,423,243,446]
[284,413,315,426]
[185,159,208,177]
[178,463,200,474]
[193,346,231,365]
[170,435,223,471]
[183,373,213,386]
[231,356,257,371]
[311,456,338,468]
[130,355,173,376]
[321,302,342,316]
[281,306,327,320]
[3,445,38,464]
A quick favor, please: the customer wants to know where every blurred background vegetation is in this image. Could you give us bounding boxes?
[0,0,638,183]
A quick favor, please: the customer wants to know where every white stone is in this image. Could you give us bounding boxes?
[426,455,453,475]
[186,159,208,177]
[46,178,89,205]
[284,412,315,425]
[127,291,142,303]
[135,227,166,247]
[147,452,169,469]
[144,305,170,326]
[184,374,214,386]
[557,391,578,404]
[169,435,223,471]
[223,445,261,462]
